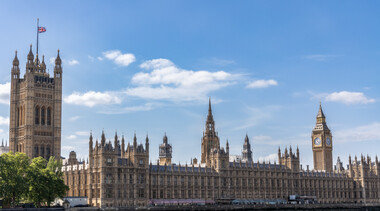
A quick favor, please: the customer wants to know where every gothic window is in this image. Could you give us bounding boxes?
[35,106,40,125]
[40,146,45,158]
[21,106,25,125]
[138,189,144,198]
[46,146,50,158]
[41,107,45,125]
[16,107,20,126]
[47,107,51,125]
[19,106,23,126]
[34,146,39,156]
[138,174,145,184]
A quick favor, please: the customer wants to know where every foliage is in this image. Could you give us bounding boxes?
[0,152,69,208]
[0,152,30,207]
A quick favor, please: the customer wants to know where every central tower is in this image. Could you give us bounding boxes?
[312,103,333,172]
[9,46,62,159]
[201,98,220,164]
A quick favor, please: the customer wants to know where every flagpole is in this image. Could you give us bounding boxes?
[36,18,39,57]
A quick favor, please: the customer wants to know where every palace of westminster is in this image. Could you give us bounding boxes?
[6,46,380,207]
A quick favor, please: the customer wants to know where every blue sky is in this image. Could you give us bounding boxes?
[0,1,380,168]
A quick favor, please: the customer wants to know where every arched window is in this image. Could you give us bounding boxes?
[47,107,51,125]
[16,107,20,126]
[35,106,40,125]
[41,107,45,125]
[23,106,25,125]
[19,106,23,126]
[46,146,51,158]
[40,146,45,158]
[34,146,39,156]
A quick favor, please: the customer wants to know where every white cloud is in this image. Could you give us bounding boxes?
[62,145,75,151]
[97,57,103,61]
[49,57,79,66]
[325,91,375,105]
[252,135,272,143]
[258,153,278,163]
[75,131,89,136]
[67,59,79,66]
[103,50,135,66]
[64,91,122,107]
[88,55,95,62]
[234,105,281,130]
[0,116,9,126]
[205,57,235,66]
[302,54,341,61]
[49,57,55,65]
[69,116,81,121]
[0,82,10,105]
[67,135,77,140]
[335,122,380,143]
[246,79,278,89]
[126,58,237,101]
[99,103,157,114]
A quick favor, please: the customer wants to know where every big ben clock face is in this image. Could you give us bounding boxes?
[314,137,321,146]
[326,137,331,146]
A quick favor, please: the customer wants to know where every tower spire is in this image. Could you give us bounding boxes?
[317,101,326,119]
[206,97,215,128]
[208,97,212,113]
[12,51,20,79]
[13,51,19,67]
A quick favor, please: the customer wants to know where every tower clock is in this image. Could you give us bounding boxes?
[312,103,333,172]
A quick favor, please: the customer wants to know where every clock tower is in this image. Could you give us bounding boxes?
[312,103,333,172]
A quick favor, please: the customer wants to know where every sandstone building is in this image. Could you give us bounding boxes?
[62,101,380,207]
[8,48,380,208]
[9,46,62,159]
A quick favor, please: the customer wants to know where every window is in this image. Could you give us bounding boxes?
[34,146,39,156]
[138,174,145,184]
[46,146,50,158]
[138,189,144,198]
[35,106,40,124]
[47,107,51,125]
[40,146,45,158]
[41,107,45,125]
[107,158,112,164]
[16,108,20,126]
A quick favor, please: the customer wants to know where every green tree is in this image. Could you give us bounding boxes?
[28,156,69,207]
[44,157,69,206]
[27,157,48,207]
[0,152,30,207]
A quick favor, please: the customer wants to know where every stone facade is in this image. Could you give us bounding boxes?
[62,101,380,207]
[312,103,333,172]
[9,46,62,159]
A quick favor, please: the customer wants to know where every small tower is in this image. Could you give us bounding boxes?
[11,51,20,79]
[201,98,220,164]
[101,130,106,146]
[145,134,149,154]
[121,135,125,158]
[336,156,344,172]
[159,133,172,165]
[88,132,93,166]
[312,102,333,172]
[242,134,253,162]
[9,46,62,159]
[279,146,300,172]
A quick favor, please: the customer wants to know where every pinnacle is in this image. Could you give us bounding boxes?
[317,102,325,118]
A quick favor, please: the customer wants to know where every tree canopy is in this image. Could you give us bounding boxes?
[0,152,69,208]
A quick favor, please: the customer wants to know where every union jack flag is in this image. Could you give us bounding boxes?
[38,27,46,33]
